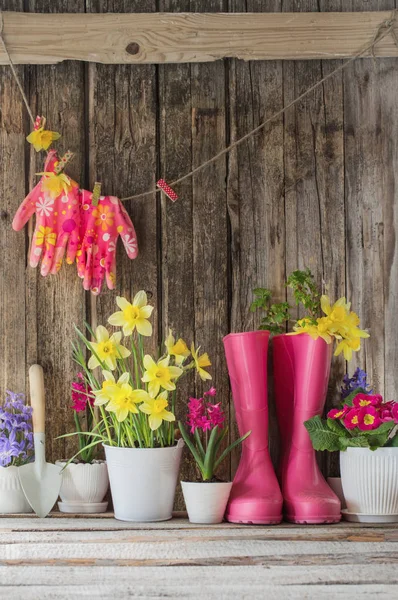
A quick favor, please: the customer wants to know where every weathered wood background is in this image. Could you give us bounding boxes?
[1,0,397,506]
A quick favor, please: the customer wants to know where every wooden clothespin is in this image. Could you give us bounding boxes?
[157,179,178,202]
[54,150,74,175]
[92,181,101,206]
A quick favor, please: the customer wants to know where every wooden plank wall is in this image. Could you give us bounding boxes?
[1,0,398,506]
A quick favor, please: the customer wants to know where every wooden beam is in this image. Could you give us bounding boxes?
[1,11,398,65]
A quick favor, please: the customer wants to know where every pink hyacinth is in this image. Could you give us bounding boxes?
[71,375,93,413]
[187,388,225,433]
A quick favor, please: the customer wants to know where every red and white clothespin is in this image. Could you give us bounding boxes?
[34,115,46,130]
[157,179,178,202]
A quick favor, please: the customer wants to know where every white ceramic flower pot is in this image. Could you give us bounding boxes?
[182,481,233,524]
[0,466,33,514]
[56,460,109,513]
[340,447,398,521]
[104,440,184,522]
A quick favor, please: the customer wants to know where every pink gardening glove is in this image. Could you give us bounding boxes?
[12,149,81,276]
[77,190,138,295]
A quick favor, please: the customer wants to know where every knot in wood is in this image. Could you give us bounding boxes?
[126,42,140,56]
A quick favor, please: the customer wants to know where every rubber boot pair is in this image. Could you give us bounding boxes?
[223,331,341,525]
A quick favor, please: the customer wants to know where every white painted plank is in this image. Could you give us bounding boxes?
[0,583,396,600]
[1,564,397,587]
[0,540,397,561]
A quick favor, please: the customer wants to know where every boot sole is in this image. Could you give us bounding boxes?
[285,515,341,524]
[226,516,283,525]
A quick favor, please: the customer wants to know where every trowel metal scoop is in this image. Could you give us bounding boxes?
[18,365,62,518]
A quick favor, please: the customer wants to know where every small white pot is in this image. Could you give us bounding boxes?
[182,481,233,524]
[104,440,184,522]
[56,460,109,513]
[0,466,33,514]
[340,447,398,519]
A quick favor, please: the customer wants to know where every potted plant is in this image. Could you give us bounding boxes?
[0,391,34,514]
[252,269,369,523]
[179,387,250,524]
[62,291,211,522]
[57,373,109,514]
[305,372,398,523]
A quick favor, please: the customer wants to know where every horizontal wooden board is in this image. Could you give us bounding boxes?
[1,11,398,64]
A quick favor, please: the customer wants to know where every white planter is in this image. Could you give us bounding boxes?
[340,447,398,520]
[104,440,184,522]
[0,466,33,514]
[56,460,109,513]
[182,481,233,524]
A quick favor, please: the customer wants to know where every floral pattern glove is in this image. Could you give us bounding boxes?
[12,149,81,276]
[77,191,138,295]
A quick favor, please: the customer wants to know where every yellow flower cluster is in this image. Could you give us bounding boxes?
[292,295,369,361]
[93,371,175,430]
[85,292,212,433]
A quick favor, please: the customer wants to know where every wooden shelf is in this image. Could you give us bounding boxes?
[1,11,398,65]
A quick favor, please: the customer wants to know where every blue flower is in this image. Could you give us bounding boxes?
[341,368,372,399]
[0,391,34,467]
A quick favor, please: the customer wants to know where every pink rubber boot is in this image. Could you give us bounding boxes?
[223,331,283,524]
[273,333,341,524]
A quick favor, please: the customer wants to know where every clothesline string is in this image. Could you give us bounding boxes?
[0,9,397,202]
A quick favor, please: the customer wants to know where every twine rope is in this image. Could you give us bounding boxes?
[0,10,397,201]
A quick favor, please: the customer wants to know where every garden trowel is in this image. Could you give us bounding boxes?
[18,365,62,518]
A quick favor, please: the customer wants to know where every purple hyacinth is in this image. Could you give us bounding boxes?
[0,391,34,468]
[341,368,372,399]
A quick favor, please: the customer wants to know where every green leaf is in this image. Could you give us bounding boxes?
[327,417,348,435]
[360,421,395,436]
[343,387,370,407]
[214,430,251,471]
[304,416,341,452]
[340,435,369,450]
[388,433,398,447]
[203,426,221,480]
[178,421,205,477]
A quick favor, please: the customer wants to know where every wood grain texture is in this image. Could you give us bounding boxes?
[25,0,86,462]
[227,0,285,472]
[1,0,398,510]
[86,0,159,359]
[0,1,26,396]
[158,0,196,493]
[190,0,230,481]
[2,10,398,64]
[344,0,397,402]
[0,517,397,598]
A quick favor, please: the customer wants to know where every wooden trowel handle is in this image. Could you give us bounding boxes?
[29,364,46,434]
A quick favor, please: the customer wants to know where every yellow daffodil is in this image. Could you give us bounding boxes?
[26,127,61,152]
[108,293,154,337]
[321,295,351,320]
[141,355,183,396]
[190,343,212,381]
[88,325,131,371]
[334,336,362,362]
[37,172,74,198]
[139,390,175,431]
[291,317,332,343]
[165,329,190,365]
[93,371,120,406]
[105,376,147,422]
